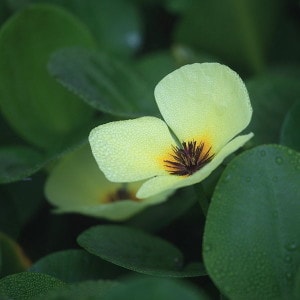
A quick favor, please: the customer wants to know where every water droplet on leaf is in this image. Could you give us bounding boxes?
[260,150,266,157]
[275,156,283,165]
[245,176,251,183]
[284,255,292,263]
[286,272,292,280]
[204,244,211,252]
[285,242,297,251]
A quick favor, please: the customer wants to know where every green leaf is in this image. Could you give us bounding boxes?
[0,146,44,184]
[0,232,30,278]
[32,280,118,300]
[280,101,300,152]
[78,225,205,277]
[0,4,95,150]
[294,267,300,299]
[49,47,157,118]
[246,74,300,145]
[203,145,300,300]
[103,277,209,300]
[29,249,126,283]
[26,0,143,57]
[0,272,66,300]
[174,0,282,74]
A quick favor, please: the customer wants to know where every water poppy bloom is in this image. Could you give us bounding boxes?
[89,63,253,199]
[45,146,171,221]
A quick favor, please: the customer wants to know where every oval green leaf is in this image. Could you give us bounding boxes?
[0,4,95,149]
[29,0,143,57]
[29,249,126,282]
[203,145,300,300]
[103,277,209,300]
[48,47,157,118]
[0,146,45,184]
[77,225,201,277]
[32,280,118,300]
[0,272,66,300]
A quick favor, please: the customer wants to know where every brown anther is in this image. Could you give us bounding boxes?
[164,140,214,176]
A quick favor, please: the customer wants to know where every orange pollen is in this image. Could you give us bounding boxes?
[164,140,214,176]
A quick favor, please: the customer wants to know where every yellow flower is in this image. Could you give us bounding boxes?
[45,146,171,221]
[89,63,253,199]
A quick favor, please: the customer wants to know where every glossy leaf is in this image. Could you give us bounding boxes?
[49,47,157,118]
[0,4,95,149]
[203,145,300,299]
[174,0,282,74]
[103,277,209,300]
[32,280,118,300]
[280,100,300,152]
[29,249,126,282]
[0,146,44,184]
[0,272,66,299]
[0,232,30,278]
[78,225,205,277]
[29,0,143,57]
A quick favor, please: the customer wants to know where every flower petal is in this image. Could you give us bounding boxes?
[137,133,253,198]
[45,145,172,221]
[55,201,149,221]
[45,145,111,207]
[89,116,176,182]
[154,63,252,152]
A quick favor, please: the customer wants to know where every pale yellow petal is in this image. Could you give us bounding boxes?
[137,133,253,198]
[54,201,148,221]
[45,145,113,207]
[89,116,175,182]
[55,188,174,221]
[45,145,172,221]
[154,63,252,152]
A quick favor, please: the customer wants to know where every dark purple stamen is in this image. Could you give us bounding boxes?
[164,141,214,176]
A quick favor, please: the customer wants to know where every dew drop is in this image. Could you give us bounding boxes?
[245,176,251,183]
[260,150,266,157]
[224,174,231,182]
[285,242,297,251]
[203,244,211,252]
[286,272,292,280]
[284,255,292,263]
[275,156,283,165]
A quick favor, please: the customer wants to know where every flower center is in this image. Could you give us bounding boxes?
[104,187,138,203]
[164,140,214,176]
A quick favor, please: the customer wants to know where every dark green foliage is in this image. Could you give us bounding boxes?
[0,1,299,299]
